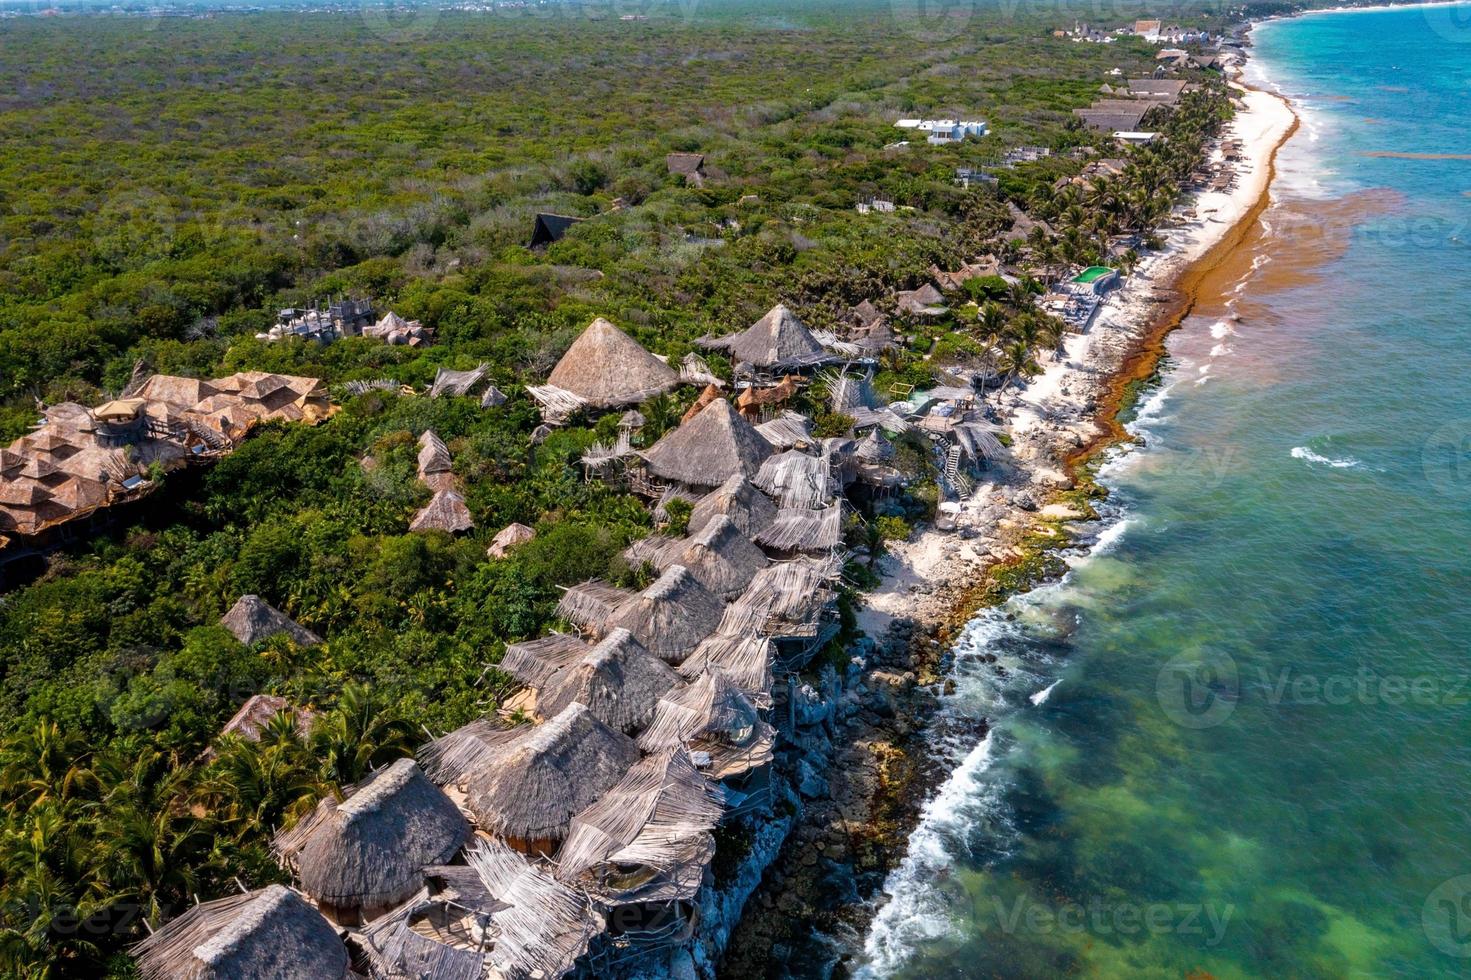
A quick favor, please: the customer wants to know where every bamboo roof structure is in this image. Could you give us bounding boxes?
[534,628,684,734]
[410,489,474,534]
[853,427,896,463]
[132,885,349,980]
[640,398,773,489]
[718,556,841,639]
[359,838,600,980]
[638,670,775,779]
[219,595,322,648]
[273,758,469,918]
[429,364,489,398]
[556,580,634,634]
[525,384,589,425]
[687,473,779,539]
[499,633,588,689]
[556,749,726,905]
[754,504,844,555]
[416,430,452,478]
[453,704,640,845]
[753,449,837,510]
[545,318,678,409]
[677,633,775,707]
[702,304,832,370]
[678,352,724,388]
[754,410,813,451]
[608,565,725,665]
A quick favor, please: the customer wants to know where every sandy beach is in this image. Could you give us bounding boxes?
[858,76,1296,640]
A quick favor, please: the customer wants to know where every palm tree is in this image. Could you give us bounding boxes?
[308,683,414,788]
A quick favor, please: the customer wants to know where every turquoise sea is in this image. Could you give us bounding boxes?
[858,5,1471,978]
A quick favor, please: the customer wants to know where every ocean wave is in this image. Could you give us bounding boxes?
[1291,445,1362,468]
[1029,680,1061,706]
[1209,319,1235,339]
[1210,343,1233,357]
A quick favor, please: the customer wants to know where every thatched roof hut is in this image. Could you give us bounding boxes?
[719,556,840,640]
[705,304,831,371]
[417,430,452,475]
[410,490,473,534]
[754,504,844,555]
[209,694,317,757]
[359,838,600,980]
[641,398,773,489]
[753,449,836,510]
[545,318,678,409]
[488,522,535,559]
[556,580,633,634]
[678,634,774,707]
[133,885,348,980]
[688,474,778,539]
[535,628,684,734]
[499,633,588,689]
[556,749,726,904]
[638,670,775,779]
[481,384,508,409]
[453,704,639,849]
[273,758,468,924]
[853,427,896,464]
[629,516,767,600]
[608,565,725,665]
[219,595,322,648]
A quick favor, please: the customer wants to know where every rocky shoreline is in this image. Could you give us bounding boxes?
[715,63,1298,979]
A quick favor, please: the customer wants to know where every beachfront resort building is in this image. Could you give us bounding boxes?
[894,118,990,143]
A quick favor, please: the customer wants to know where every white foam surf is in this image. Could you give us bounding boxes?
[1029,680,1061,706]
[1291,446,1362,468]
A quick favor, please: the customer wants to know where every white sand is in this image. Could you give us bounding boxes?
[858,74,1296,640]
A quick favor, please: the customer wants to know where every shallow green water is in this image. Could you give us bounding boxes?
[860,7,1471,978]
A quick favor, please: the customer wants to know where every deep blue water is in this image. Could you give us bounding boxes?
[860,6,1471,978]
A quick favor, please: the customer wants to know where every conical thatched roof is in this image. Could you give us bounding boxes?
[653,516,768,600]
[715,304,829,370]
[410,489,473,533]
[638,670,775,779]
[132,885,348,980]
[464,840,602,980]
[608,565,725,665]
[459,703,639,844]
[753,449,836,509]
[546,318,678,409]
[853,427,895,463]
[481,384,508,408]
[641,398,773,489]
[535,628,684,734]
[488,522,535,558]
[556,749,725,904]
[500,633,589,689]
[688,474,779,538]
[417,430,452,476]
[273,759,468,916]
[219,595,322,648]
